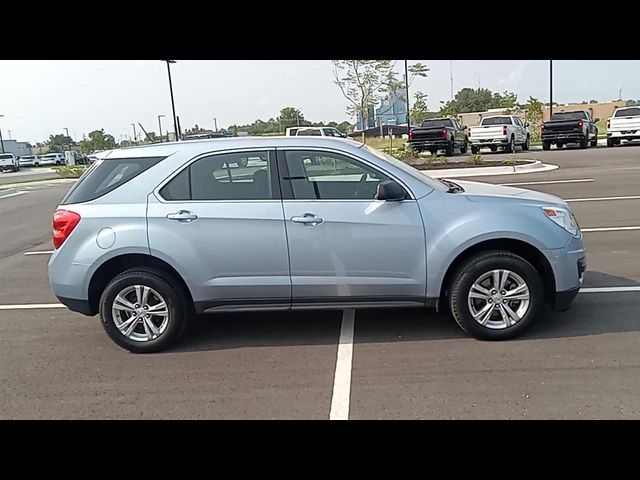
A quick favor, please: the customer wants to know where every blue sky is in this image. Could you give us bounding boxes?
[0,60,637,144]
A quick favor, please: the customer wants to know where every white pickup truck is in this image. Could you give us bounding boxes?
[469,115,530,154]
[607,106,640,147]
[0,153,20,173]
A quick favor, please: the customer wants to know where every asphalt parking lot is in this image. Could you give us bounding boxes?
[1,144,640,419]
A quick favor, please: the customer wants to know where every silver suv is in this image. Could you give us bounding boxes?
[48,137,586,353]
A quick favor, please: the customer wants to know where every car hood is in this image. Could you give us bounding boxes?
[448,179,567,207]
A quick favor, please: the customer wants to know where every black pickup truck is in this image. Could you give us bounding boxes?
[408,117,468,156]
[541,110,599,150]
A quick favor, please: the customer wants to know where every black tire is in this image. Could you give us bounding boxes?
[505,135,515,153]
[445,140,454,156]
[35,162,40,167]
[590,130,598,147]
[13,165,19,172]
[428,149,436,155]
[542,141,551,151]
[471,146,480,155]
[607,138,614,148]
[100,269,187,353]
[460,137,468,154]
[489,146,498,152]
[448,251,544,341]
[579,135,588,149]
[522,134,530,151]
[556,142,563,149]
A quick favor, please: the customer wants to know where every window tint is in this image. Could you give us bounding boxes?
[551,111,588,121]
[61,156,164,205]
[0,154,12,160]
[160,167,190,201]
[323,128,335,137]
[288,128,299,136]
[481,117,513,125]
[296,129,321,136]
[190,151,273,201]
[283,150,392,200]
[615,107,640,117]
[420,119,454,128]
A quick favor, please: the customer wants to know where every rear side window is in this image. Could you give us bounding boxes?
[296,129,322,136]
[61,156,164,204]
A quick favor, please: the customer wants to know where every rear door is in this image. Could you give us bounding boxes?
[147,149,292,311]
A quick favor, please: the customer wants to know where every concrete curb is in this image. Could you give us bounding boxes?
[0,178,75,189]
[425,160,558,178]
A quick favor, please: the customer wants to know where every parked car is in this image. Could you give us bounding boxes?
[286,127,347,138]
[541,110,598,150]
[48,137,586,353]
[38,153,66,166]
[18,155,40,167]
[0,153,20,172]
[469,115,530,154]
[606,106,640,147]
[408,117,468,155]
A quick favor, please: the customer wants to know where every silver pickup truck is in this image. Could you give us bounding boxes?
[0,153,20,173]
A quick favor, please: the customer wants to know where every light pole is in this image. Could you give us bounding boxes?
[404,60,411,131]
[131,123,138,145]
[64,127,70,152]
[549,60,553,119]
[158,115,166,142]
[0,115,4,153]
[213,117,218,132]
[164,60,179,141]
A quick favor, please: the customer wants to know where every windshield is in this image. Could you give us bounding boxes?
[22,156,34,159]
[551,112,587,121]
[614,107,640,117]
[481,117,512,126]
[362,145,448,191]
[420,119,453,128]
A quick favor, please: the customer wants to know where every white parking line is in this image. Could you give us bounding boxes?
[23,251,54,256]
[582,226,640,232]
[330,309,355,421]
[502,179,594,186]
[0,303,65,310]
[0,191,28,199]
[567,195,640,203]
[580,286,640,293]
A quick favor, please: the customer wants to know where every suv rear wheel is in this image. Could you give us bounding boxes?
[100,269,186,353]
[448,251,544,340]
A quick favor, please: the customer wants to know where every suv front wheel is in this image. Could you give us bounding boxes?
[448,251,544,340]
[100,269,186,353]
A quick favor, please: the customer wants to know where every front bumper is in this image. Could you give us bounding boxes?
[545,235,586,311]
[57,296,95,316]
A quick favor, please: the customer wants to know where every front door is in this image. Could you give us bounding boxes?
[147,149,291,311]
[278,149,427,308]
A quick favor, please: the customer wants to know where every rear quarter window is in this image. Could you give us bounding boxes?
[61,156,164,204]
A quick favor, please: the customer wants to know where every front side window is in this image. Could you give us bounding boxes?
[283,150,392,200]
[160,151,275,201]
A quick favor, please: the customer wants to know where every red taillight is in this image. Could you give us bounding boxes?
[541,124,546,133]
[53,210,81,249]
[502,126,508,136]
[577,120,583,130]
[409,128,414,141]
[441,128,448,139]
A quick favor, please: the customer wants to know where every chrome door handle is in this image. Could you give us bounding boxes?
[291,213,323,226]
[166,210,198,222]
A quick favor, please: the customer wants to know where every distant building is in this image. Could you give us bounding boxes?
[1,140,32,157]
[355,88,408,133]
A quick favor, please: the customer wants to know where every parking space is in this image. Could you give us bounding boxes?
[2,146,640,418]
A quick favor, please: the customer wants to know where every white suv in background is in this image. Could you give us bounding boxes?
[607,106,640,147]
[38,153,66,166]
[286,126,347,138]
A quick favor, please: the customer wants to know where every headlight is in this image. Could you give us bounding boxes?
[541,206,580,236]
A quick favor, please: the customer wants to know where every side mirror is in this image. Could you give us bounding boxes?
[594,117,600,122]
[462,125,468,129]
[525,122,530,127]
[375,180,408,201]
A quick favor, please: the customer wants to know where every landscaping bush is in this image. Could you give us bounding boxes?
[467,153,484,166]
[53,165,88,178]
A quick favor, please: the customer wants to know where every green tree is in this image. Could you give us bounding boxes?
[78,129,116,153]
[45,134,73,153]
[440,88,518,115]
[337,121,353,133]
[332,60,427,143]
[410,91,429,125]
[525,96,544,142]
[278,107,305,129]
